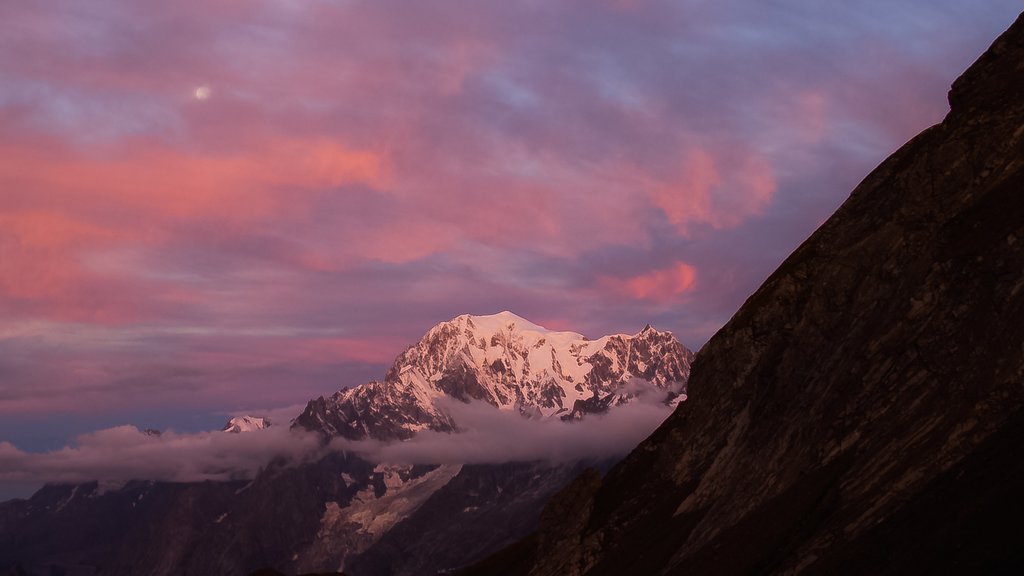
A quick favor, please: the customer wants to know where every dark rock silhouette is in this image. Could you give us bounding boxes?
[459,12,1024,576]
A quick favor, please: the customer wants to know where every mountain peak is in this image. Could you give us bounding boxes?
[295,313,694,440]
[487,310,528,321]
[452,311,555,336]
[222,415,271,433]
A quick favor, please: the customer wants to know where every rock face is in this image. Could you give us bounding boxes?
[343,461,601,576]
[295,312,692,440]
[0,453,376,576]
[459,13,1024,576]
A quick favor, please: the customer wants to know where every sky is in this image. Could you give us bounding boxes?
[0,1,1020,498]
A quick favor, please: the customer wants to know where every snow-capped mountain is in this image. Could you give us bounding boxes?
[222,416,271,433]
[295,311,693,440]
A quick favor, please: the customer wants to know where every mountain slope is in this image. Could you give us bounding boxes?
[295,311,692,440]
[460,13,1024,576]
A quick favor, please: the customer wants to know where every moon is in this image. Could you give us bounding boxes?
[193,86,211,101]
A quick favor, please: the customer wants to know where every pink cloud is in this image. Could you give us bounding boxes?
[0,135,391,322]
[0,212,116,301]
[0,138,388,220]
[650,148,720,229]
[0,209,197,324]
[603,261,698,304]
[643,146,777,234]
[301,215,463,269]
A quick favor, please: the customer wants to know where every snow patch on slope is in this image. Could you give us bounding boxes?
[342,464,462,538]
[301,464,463,572]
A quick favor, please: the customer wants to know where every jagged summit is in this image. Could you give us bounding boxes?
[294,312,693,440]
[222,416,271,433]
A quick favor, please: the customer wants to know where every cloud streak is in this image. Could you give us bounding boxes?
[603,261,698,304]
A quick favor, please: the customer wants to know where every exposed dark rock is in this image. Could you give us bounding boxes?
[529,469,602,574]
[460,12,1024,576]
[435,363,490,403]
[563,392,615,420]
[0,453,378,576]
[344,461,605,576]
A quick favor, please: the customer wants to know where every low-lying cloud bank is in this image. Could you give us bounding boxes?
[337,396,675,465]
[1,394,676,492]
[0,425,325,486]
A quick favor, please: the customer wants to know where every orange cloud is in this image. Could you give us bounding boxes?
[604,261,697,303]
